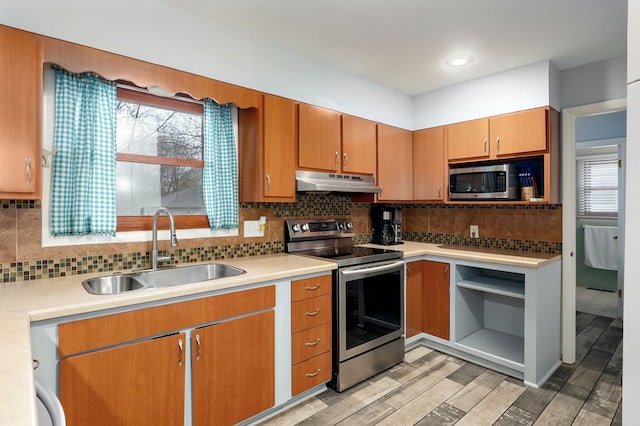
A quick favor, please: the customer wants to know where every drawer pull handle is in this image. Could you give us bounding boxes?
[25,157,32,186]
[178,338,184,367]
[305,284,321,291]
[305,309,321,316]
[306,368,321,377]
[305,338,321,347]
[195,334,201,361]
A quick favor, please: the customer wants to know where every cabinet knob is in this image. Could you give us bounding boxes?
[335,151,340,168]
[178,338,184,366]
[305,338,321,347]
[496,136,501,152]
[483,138,488,153]
[305,309,321,316]
[343,152,349,168]
[265,174,271,193]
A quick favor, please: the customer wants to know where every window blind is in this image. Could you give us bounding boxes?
[576,154,618,217]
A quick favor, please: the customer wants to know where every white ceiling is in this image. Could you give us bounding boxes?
[157,0,627,96]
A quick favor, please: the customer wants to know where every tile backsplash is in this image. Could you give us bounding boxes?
[0,195,561,283]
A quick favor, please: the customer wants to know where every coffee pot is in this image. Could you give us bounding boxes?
[371,206,403,245]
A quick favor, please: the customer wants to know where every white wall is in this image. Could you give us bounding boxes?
[0,0,413,129]
[412,61,557,129]
[560,56,628,109]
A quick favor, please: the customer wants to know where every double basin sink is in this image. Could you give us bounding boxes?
[82,263,246,295]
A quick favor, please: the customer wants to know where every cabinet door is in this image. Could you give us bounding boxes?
[413,127,446,200]
[59,332,186,426]
[298,103,341,172]
[377,124,413,201]
[447,118,489,161]
[192,310,275,426]
[0,26,41,198]
[490,108,548,156]
[264,94,297,198]
[341,114,376,175]
[406,261,424,338]
[423,261,450,340]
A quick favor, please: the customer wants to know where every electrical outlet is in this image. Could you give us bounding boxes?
[470,225,479,238]
[243,220,264,237]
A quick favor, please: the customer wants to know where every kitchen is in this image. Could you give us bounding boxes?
[0,0,633,424]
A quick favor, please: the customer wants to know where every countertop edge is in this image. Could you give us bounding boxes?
[0,311,37,426]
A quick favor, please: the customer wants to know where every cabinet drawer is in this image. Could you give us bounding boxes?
[291,275,332,302]
[292,323,332,365]
[292,351,332,396]
[291,294,332,333]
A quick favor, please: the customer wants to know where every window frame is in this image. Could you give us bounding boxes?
[115,86,210,232]
[576,152,619,218]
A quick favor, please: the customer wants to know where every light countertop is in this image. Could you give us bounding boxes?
[364,241,561,268]
[0,243,560,425]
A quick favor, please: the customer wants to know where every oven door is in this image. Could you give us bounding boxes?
[336,259,405,362]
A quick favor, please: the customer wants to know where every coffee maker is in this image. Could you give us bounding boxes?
[371,206,403,245]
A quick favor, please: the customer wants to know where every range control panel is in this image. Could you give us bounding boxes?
[285,218,355,241]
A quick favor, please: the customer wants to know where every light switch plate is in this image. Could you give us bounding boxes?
[244,220,264,237]
[470,225,479,238]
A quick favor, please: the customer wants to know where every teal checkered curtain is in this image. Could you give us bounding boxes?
[202,100,239,229]
[51,68,117,236]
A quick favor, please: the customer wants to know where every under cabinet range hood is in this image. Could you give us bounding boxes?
[295,170,382,194]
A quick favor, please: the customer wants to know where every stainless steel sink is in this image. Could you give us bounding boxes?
[133,263,246,287]
[82,275,149,295]
[82,263,246,295]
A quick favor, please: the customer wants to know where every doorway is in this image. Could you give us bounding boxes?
[561,99,626,364]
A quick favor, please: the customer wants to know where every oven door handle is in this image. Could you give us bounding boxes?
[340,260,404,275]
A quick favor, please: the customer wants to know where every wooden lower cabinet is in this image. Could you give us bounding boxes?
[60,332,186,426]
[292,351,332,396]
[423,261,450,340]
[405,260,451,340]
[291,275,333,395]
[405,261,424,338]
[59,286,275,426]
[192,310,275,426]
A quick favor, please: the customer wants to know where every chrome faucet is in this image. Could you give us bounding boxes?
[151,207,178,270]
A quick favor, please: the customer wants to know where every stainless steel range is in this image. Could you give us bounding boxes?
[285,218,405,392]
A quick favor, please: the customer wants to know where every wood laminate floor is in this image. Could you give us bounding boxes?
[261,312,622,426]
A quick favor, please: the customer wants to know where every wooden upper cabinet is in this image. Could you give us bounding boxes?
[298,103,342,172]
[377,124,413,201]
[341,114,377,175]
[446,118,489,162]
[447,107,550,163]
[264,94,297,198]
[490,108,548,156]
[0,26,42,199]
[238,94,297,202]
[413,127,446,201]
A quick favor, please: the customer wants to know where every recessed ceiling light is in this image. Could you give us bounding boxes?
[446,56,474,67]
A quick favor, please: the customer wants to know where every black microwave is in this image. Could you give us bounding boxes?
[449,164,518,200]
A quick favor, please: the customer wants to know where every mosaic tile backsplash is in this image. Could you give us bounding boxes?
[0,194,562,283]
